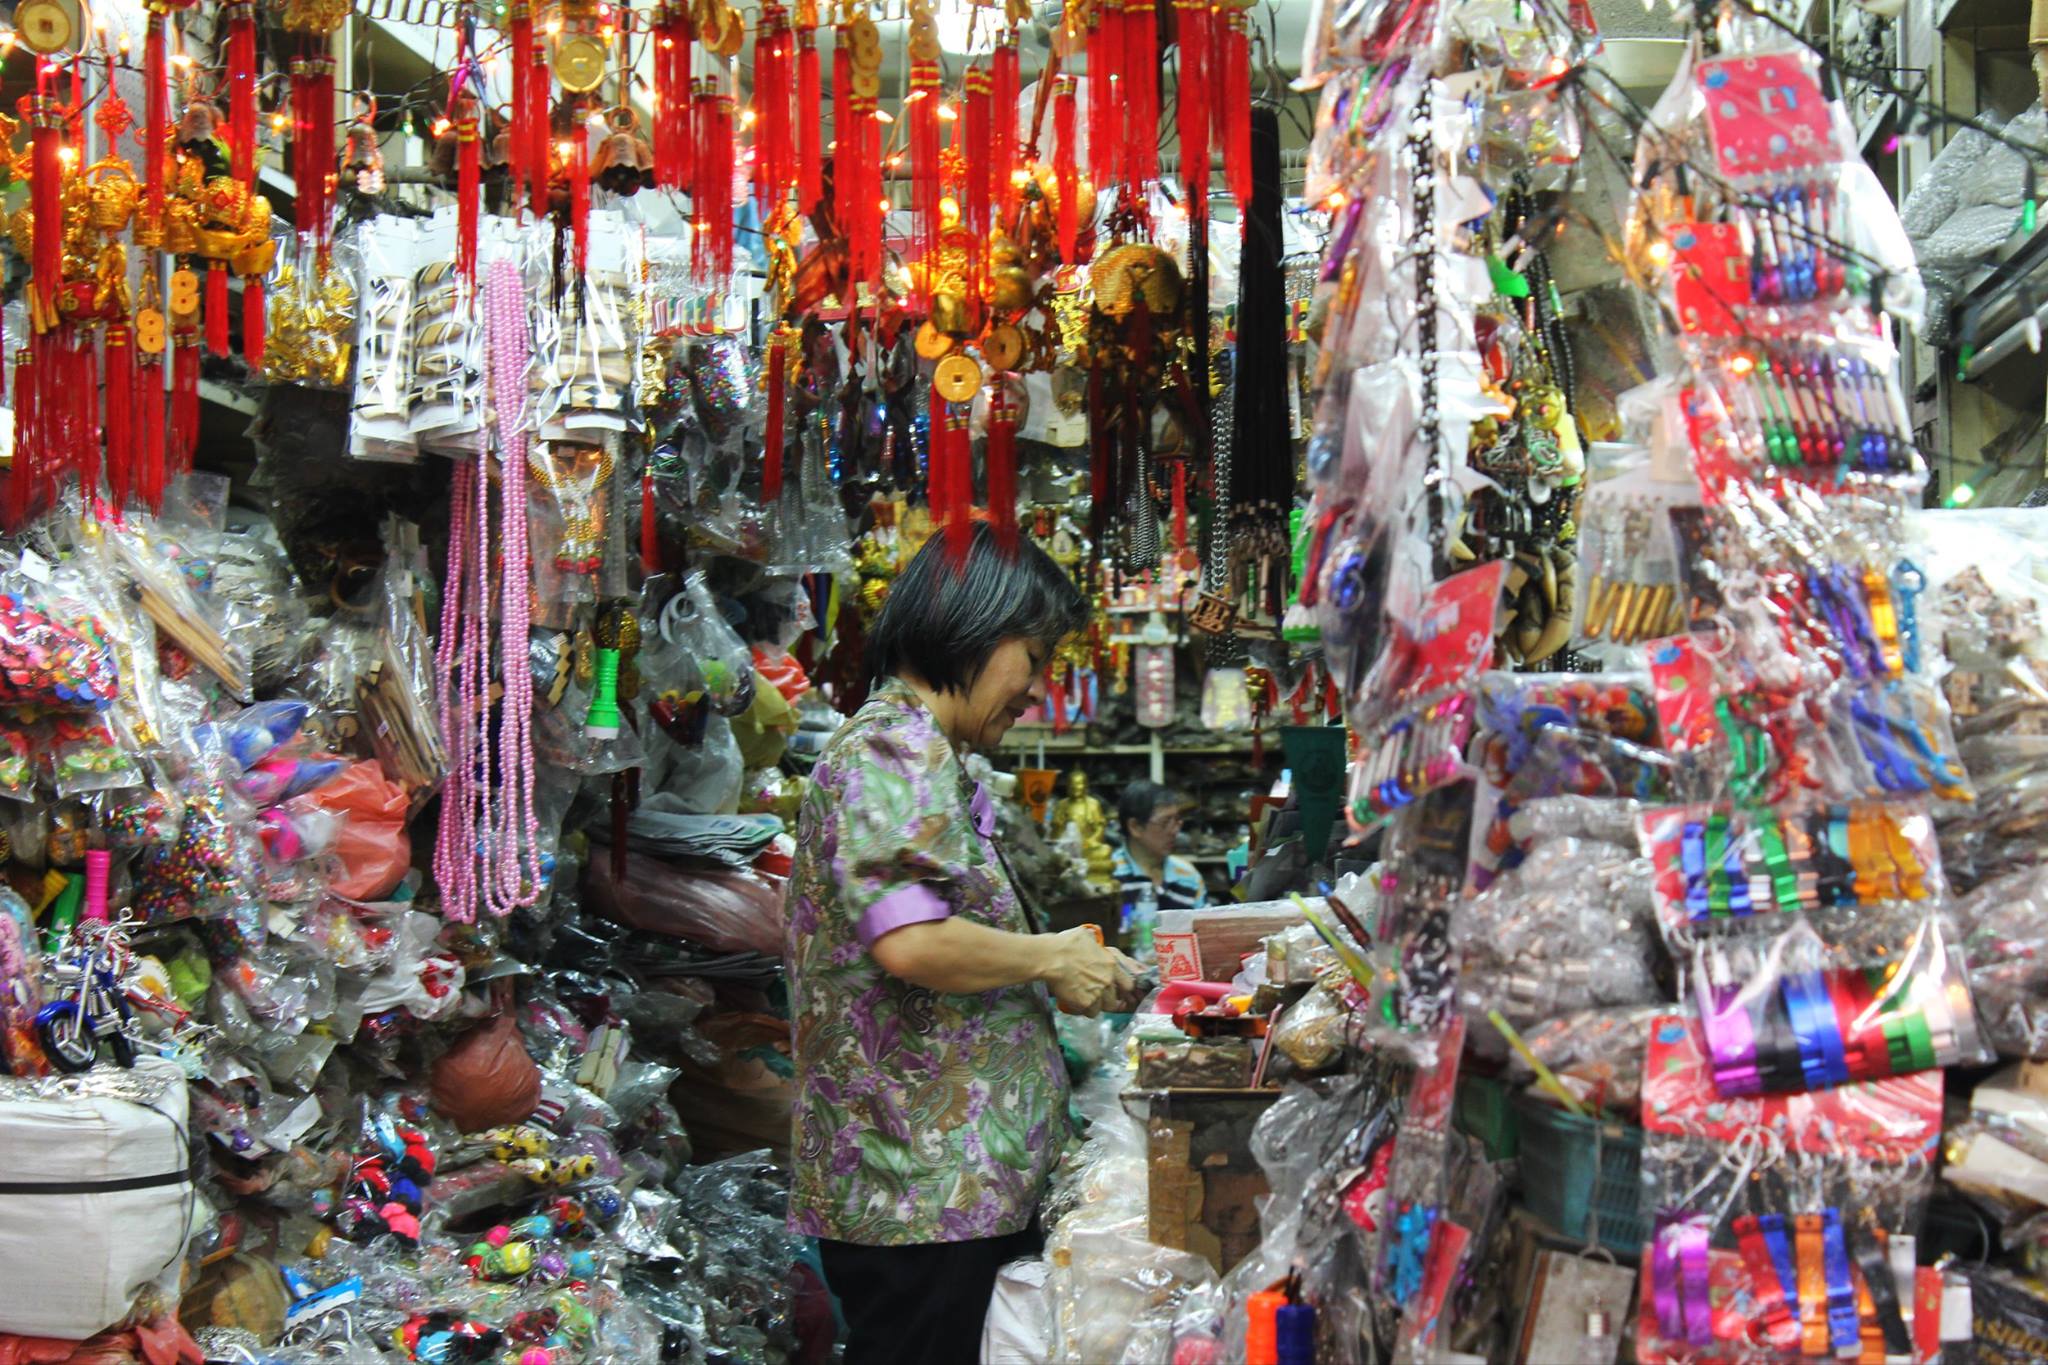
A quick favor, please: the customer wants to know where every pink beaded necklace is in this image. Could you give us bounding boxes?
[434,257,543,922]
[486,255,543,913]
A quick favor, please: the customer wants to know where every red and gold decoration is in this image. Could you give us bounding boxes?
[280,0,347,262]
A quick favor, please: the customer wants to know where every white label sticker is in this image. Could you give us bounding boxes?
[17,548,52,584]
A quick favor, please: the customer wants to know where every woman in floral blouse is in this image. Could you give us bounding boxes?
[787,523,1137,1364]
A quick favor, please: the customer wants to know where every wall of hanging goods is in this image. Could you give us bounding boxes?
[0,0,2039,1361]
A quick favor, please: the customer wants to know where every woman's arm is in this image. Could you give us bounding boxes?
[872,919,1127,1013]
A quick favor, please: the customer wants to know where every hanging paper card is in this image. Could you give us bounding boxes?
[1647,633,1717,753]
[1668,223,1747,339]
[1695,53,1838,179]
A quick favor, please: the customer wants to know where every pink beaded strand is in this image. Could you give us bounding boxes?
[433,457,482,923]
[486,256,544,913]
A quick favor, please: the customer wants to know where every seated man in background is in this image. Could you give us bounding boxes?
[1112,781,1210,911]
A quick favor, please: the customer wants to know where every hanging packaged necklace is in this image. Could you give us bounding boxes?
[528,441,617,576]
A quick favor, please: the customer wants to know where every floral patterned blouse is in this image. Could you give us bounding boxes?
[785,679,1070,1246]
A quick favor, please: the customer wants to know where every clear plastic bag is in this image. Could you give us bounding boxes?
[1692,912,1991,1098]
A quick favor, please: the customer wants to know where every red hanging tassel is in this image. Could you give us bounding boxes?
[692,84,735,279]
[456,95,481,288]
[1220,8,1251,212]
[529,40,553,218]
[72,332,100,497]
[641,470,660,575]
[242,276,265,367]
[908,59,942,307]
[992,32,1019,223]
[291,52,336,258]
[1171,456,1188,551]
[933,389,970,563]
[226,0,257,186]
[569,112,591,281]
[1124,0,1158,192]
[752,5,791,213]
[1174,0,1210,225]
[1088,3,1122,191]
[103,324,134,509]
[965,68,991,243]
[654,2,693,193]
[762,335,786,503]
[137,357,166,513]
[860,92,882,289]
[796,27,821,214]
[205,261,230,355]
[171,334,199,473]
[1053,77,1079,263]
[988,386,1019,552]
[832,34,853,252]
[509,1,532,202]
[26,102,62,332]
[144,18,168,236]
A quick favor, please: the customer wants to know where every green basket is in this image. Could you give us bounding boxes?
[1452,1075,1519,1161]
[1511,1093,1646,1258]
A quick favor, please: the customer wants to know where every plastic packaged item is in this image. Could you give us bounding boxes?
[0,583,120,710]
[305,759,412,901]
[1639,800,1944,940]
[583,851,786,957]
[1692,914,1991,1099]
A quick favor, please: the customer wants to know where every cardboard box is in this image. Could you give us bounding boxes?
[1141,1088,1282,1274]
[1156,899,1315,983]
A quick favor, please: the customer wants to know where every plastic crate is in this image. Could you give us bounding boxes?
[1452,1074,1519,1161]
[1511,1093,1646,1258]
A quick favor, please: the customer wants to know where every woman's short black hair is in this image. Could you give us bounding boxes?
[1118,781,1187,838]
[865,522,1091,693]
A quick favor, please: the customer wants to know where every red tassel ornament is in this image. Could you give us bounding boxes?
[1053,77,1079,263]
[652,1,693,193]
[144,18,168,236]
[71,331,100,497]
[964,66,991,301]
[455,91,481,288]
[170,334,199,474]
[138,357,167,513]
[103,323,135,509]
[691,83,735,279]
[752,5,792,213]
[1123,0,1158,192]
[908,59,942,305]
[225,0,258,186]
[509,1,533,202]
[992,32,1019,222]
[528,39,552,218]
[796,28,822,214]
[1219,8,1251,212]
[832,35,853,247]
[242,276,265,367]
[569,112,591,281]
[26,99,62,331]
[205,262,230,355]
[291,54,337,258]
[1174,0,1210,224]
[933,389,971,563]
[987,386,1019,552]
[1088,2,1122,191]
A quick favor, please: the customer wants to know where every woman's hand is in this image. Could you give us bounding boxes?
[1037,926,1127,1016]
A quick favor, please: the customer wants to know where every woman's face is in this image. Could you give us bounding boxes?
[1128,805,1182,862]
[953,636,1052,751]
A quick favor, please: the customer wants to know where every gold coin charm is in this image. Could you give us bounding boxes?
[135,308,167,355]
[934,354,983,403]
[168,269,201,318]
[553,33,607,91]
[981,323,1024,371]
[913,320,953,362]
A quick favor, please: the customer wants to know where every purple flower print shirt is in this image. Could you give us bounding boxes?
[785,680,1070,1246]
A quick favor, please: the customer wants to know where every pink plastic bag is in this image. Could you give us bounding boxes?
[307,760,411,900]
